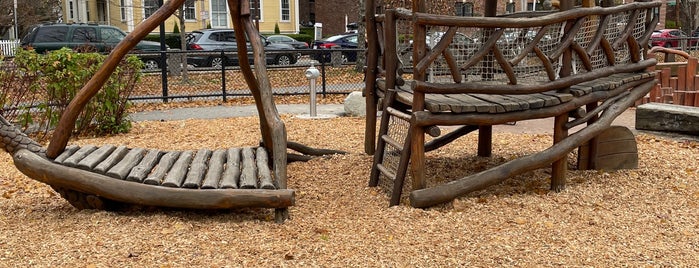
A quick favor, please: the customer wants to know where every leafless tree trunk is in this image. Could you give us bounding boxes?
[174,3,189,82]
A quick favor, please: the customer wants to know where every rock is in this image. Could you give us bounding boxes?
[635,103,699,135]
[343,91,366,117]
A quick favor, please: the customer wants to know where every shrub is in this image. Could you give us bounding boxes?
[274,23,280,34]
[173,22,180,34]
[144,34,182,49]
[5,48,142,138]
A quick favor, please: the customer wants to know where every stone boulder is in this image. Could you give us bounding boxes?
[343,91,366,117]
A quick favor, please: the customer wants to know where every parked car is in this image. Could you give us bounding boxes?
[650,29,688,48]
[266,35,309,50]
[185,29,298,68]
[20,23,165,70]
[311,33,358,63]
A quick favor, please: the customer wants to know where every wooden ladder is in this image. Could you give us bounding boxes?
[369,90,413,206]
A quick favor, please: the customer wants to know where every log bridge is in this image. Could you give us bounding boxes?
[0,0,295,222]
[363,1,661,207]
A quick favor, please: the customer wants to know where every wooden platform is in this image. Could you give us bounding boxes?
[52,145,277,190]
[12,147,294,210]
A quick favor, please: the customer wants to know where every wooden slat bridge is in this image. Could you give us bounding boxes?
[364,1,661,207]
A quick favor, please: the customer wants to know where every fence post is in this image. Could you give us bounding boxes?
[321,52,327,98]
[221,50,227,102]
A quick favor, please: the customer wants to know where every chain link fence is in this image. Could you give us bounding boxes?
[130,49,365,103]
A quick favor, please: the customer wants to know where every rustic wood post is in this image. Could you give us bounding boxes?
[364,0,379,155]
[477,1,498,158]
[409,0,427,191]
[551,0,575,191]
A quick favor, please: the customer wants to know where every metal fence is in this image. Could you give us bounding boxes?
[130,48,365,103]
[0,40,20,57]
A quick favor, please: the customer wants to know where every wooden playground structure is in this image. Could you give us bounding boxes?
[644,47,699,107]
[363,0,661,207]
[0,0,667,218]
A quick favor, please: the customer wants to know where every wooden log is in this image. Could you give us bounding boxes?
[183,148,212,189]
[144,151,180,185]
[256,147,275,190]
[94,145,129,174]
[239,147,258,189]
[106,148,145,180]
[636,103,699,134]
[53,145,79,163]
[220,148,242,189]
[77,145,116,171]
[126,149,162,182]
[161,150,194,188]
[63,145,97,167]
[201,149,227,189]
[13,149,295,209]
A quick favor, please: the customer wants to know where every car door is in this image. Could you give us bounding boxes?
[99,27,127,52]
[70,27,101,52]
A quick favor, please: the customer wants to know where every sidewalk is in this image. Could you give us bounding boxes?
[130,103,638,135]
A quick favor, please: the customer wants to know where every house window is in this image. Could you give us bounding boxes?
[120,0,126,21]
[184,0,196,20]
[144,0,158,18]
[281,0,290,21]
[250,0,263,21]
[211,0,228,27]
[455,2,473,17]
[506,3,515,13]
[67,0,75,21]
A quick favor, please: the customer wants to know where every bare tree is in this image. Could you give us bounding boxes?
[0,0,61,38]
[173,0,190,82]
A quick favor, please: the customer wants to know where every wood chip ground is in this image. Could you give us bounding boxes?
[1,102,697,266]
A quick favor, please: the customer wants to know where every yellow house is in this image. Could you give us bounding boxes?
[61,0,300,34]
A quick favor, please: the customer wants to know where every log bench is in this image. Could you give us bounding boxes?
[364,1,661,207]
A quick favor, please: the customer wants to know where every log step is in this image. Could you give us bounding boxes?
[50,145,276,190]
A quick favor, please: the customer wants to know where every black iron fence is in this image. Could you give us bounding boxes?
[130,48,365,103]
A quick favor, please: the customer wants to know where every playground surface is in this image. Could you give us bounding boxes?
[0,106,697,266]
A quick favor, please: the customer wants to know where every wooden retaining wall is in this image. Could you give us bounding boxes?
[642,48,699,108]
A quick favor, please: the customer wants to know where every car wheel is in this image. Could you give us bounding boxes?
[210,57,225,68]
[341,53,349,64]
[664,42,672,48]
[143,59,160,70]
[276,54,292,66]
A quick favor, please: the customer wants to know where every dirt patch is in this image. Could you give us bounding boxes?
[0,115,697,266]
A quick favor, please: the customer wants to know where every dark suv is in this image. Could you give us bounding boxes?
[21,23,165,70]
[185,29,298,68]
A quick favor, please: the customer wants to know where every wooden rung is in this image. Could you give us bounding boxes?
[381,134,404,151]
[77,145,116,171]
[386,107,411,121]
[144,151,180,185]
[376,163,397,181]
[126,149,162,183]
[94,145,129,174]
[161,150,193,187]
[239,147,258,189]
[220,148,242,189]
[256,147,275,190]
[106,148,145,180]
[183,148,213,189]
[201,149,227,189]
[63,145,97,167]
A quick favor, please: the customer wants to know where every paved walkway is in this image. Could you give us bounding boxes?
[131,103,639,135]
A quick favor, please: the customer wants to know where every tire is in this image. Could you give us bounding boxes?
[664,42,672,48]
[209,57,225,68]
[143,59,160,70]
[341,53,349,64]
[275,54,293,66]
